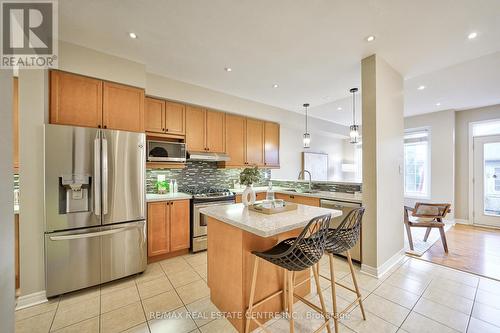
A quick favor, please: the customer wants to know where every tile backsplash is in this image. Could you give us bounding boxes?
[146,161,271,193]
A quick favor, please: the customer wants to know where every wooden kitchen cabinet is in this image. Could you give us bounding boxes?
[205,110,225,152]
[103,82,144,132]
[13,77,19,172]
[245,118,265,166]
[147,199,190,261]
[275,193,320,207]
[185,106,206,152]
[50,70,103,128]
[145,97,165,134]
[225,114,246,166]
[264,122,280,168]
[164,101,185,135]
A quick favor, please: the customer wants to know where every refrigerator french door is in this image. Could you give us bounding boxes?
[44,124,147,297]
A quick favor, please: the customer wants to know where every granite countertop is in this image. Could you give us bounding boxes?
[146,193,192,202]
[200,203,342,237]
[230,187,363,203]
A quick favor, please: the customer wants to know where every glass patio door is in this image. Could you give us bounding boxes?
[473,135,500,227]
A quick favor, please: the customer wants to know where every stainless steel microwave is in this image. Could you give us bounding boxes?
[147,140,186,162]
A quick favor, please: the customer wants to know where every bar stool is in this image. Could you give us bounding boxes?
[245,214,333,333]
[321,207,366,333]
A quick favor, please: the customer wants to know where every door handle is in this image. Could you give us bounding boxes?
[49,227,132,241]
[102,133,108,215]
[94,133,101,216]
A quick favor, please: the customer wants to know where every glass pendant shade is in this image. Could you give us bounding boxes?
[303,132,311,148]
[349,125,360,144]
[349,87,359,144]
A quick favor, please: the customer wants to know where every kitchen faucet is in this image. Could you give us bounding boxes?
[297,170,312,191]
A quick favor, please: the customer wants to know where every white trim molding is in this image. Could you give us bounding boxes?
[15,291,48,310]
[360,249,405,278]
[454,218,471,225]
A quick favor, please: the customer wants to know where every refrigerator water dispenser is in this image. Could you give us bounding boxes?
[59,174,91,213]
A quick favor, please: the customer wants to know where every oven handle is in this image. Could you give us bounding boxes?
[193,201,235,209]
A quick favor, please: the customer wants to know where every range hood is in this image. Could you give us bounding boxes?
[188,151,230,162]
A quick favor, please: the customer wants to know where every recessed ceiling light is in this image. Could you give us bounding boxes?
[436,102,441,106]
[273,84,279,88]
[468,32,478,40]
[417,85,426,90]
[224,67,232,72]
[366,35,376,42]
[129,32,137,39]
[337,107,342,111]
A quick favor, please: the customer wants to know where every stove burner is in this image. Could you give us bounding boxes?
[179,186,233,198]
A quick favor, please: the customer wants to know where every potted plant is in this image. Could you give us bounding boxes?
[239,167,260,206]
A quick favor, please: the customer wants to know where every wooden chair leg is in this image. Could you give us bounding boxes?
[283,268,288,313]
[287,270,295,333]
[313,263,331,333]
[405,224,414,250]
[245,256,259,333]
[328,254,339,333]
[439,226,449,253]
[346,251,366,320]
[423,227,432,241]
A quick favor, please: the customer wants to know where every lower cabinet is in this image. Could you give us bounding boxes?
[275,193,320,207]
[235,192,266,203]
[147,199,190,260]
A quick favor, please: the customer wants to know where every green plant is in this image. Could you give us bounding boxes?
[239,167,260,186]
[156,180,169,193]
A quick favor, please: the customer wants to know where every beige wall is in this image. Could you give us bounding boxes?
[404,110,455,217]
[361,54,404,271]
[455,104,500,220]
[0,71,15,331]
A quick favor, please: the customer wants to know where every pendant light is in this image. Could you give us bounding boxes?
[302,103,311,148]
[349,88,360,144]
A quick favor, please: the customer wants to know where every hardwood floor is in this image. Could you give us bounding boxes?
[418,224,500,281]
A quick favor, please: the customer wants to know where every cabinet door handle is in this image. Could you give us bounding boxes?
[166,128,169,132]
[98,125,101,128]
[103,125,107,129]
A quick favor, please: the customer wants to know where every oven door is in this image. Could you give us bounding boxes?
[193,201,235,238]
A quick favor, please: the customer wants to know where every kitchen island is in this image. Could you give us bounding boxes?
[200,203,342,332]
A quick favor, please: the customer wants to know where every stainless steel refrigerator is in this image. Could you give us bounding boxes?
[44,124,147,297]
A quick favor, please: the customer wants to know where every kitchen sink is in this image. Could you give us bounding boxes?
[286,189,319,194]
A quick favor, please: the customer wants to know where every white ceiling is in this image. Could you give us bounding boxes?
[59,0,500,126]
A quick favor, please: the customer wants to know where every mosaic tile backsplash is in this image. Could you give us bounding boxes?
[146,161,271,193]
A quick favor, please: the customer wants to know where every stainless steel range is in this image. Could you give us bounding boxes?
[181,187,235,252]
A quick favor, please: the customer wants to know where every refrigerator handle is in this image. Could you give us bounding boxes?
[102,133,109,215]
[94,133,101,216]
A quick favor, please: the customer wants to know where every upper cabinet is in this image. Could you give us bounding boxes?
[264,122,280,168]
[145,98,185,135]
[103,82,144,132]
[50,70,145,132]
[13,77,19,172]
[225,114,246,166]
[245,118,265,166]
[186,107,225,153]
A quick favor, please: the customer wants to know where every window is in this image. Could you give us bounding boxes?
[404,129,430,198]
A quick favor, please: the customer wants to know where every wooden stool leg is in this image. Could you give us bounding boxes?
[283,268,288,313]
[405,224,414,250]
[328,254,339,333]
[245,256,260,333]
[346,251,366,320]
[287,270,295,333]
[313,263,332,333]
[439,226,449,253]
[423,227,432,241]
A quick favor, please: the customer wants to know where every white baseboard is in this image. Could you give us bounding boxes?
[454,218,471,225]
[360,249,405,278]
[15,291,48,310]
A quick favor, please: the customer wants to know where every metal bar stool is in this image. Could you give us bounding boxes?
[319,207,366,333]
[245,214,333,333]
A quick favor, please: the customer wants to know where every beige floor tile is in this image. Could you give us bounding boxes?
[360,293,410,326]
[176,280,210,304]
[100,301,146,333]
[478,277,500,294]
[52,316,99,333]
[373,283,420,309]
[15,298,59,321]
[422,286,473,315]
[122,322,151,333]
[184,252,207,267]
[475,288,500,310]
[101,276,137,295]
[413,298,469,332]
[199,317,238,333]
[185,297,219,326]
[137,275,173,299]
[142,290,184,320]
[438,269,479,288]
[427,278,476,300]
[472,302,500,328]
[59,287,100,307]
[192,264,208,278]
[340,309,398,333]
[101,285,140,314]
[160,258,192,275]
[148,307,197,333]
[135,264,165,284]
[15,310,55,333]
[167,268,202,288]
[384,273,429,295]
[467,317,500,333]
[341,271,384,292]
[51,297,100,331]
[401,312,458,333]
